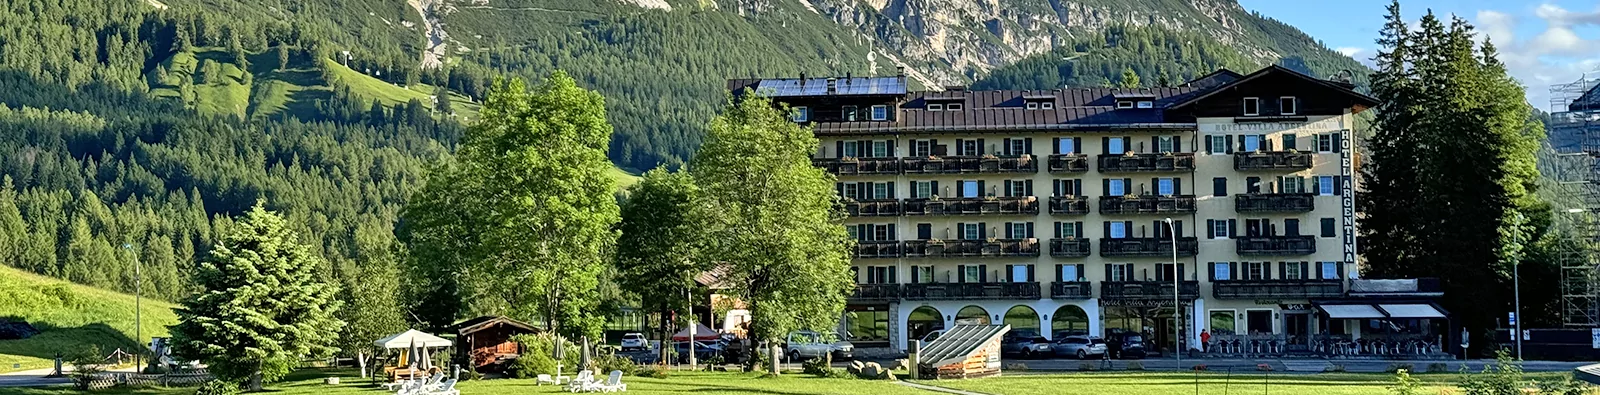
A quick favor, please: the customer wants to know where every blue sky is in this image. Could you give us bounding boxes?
[1239,0,1600,108]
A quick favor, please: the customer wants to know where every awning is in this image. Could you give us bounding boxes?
[671,322,721,341]
[374,330,453,349]
[1318,304,1387,319]
[1378,304,1446,319]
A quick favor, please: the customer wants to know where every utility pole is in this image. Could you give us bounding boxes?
[124,243,141,373]
[1165,218,1181,366]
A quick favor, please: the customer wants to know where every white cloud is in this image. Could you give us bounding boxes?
[1476,10,1516,44]
[1336,47,1362,57]
[1471,3,1600,109]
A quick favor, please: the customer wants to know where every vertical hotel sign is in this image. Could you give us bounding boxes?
[1340,128,1357,267]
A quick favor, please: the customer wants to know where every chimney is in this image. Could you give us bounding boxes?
[896,66,906,86]
[799,72,807,87]
[826,78,838,95]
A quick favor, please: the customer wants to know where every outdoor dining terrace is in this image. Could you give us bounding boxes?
[901,155,1038,174]
[902,196,1040,216]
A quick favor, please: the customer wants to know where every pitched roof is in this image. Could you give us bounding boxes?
[918,324,1010,367]
[727,77,906,97]
[1182,69,1244,89]
[811,87,1204,135]
[450,315,540,335]
[694,263,735,290]
[1166,65,1377,110]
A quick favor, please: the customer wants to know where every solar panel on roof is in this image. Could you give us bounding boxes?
[753,77,906,97]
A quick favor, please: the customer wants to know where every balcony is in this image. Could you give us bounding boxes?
[903,239,1040,258]
[848,283,903,302]
[1100,237,1199,257]
[812,157,902,175]
[1212,279,1344,299]
[1101,281,1201,300]
[902,155,1038,174]
[1050,281,1093,299]
[1048,154,1090,173]
[1233,151,1313,171]
[1235,235,1317,256]
[1049,238,1091,258]
[902,282,1042,300]
[1234,193,1314,213]
[1098,195,1197,214]
[1048,196,1091,215]
[1096,153,1196,172]
[844,199,901,217]
[853,241,903,259]
[902,197,1040,216]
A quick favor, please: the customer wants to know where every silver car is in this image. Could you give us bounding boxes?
[785,331,854,360]
[1051,335,1108,359]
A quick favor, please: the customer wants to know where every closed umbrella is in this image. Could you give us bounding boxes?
[580,336,592,370]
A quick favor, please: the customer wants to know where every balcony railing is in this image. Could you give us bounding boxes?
[848,283,903,302]
[812,157,902,175]
[1233,151,1313,171]
[1049,238,1091,258]
[1212,279,1344,299]
[1051,281,1093,299]
[902,155,1038,174]
[853,241,903,259]
[1096,153,1196,172]
[902,197,1039,216]
[902,282,1042,300]
[902,239,1040,258]
[1101,281,1201,300]
[1048,154,1090,173]
[844,199,901,217]
[1235,235,1317,256]
[1100,237,1199,257]
[1098,195,1197,214]
[1048,196,1090,215]
[1234,193,1315,213]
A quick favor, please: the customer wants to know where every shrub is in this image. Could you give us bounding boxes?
[1534,376,1590,395]
[1458,351,1522,395]
[508,355,554,379]
[594,353,637,375]
[1385,363,1414,374]
[194,380,241,395]
[67,345,105,390]
[459,368,483,381]
[1125,361,1144,371]
[802,356,832,377]
[1426,363,1449,373]
[1388,369,1421,395]
[636,366,669,379]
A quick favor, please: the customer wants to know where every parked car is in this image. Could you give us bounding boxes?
[1051,335,1108,359]
[919,329,947,344]
[1106,332,1148,359]
[620,333,648,351]
[784,331,854,360]
[672,340,724,363]
[1000,330,1052,359]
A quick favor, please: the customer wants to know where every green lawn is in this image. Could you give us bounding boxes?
[925,371,1582,395]
[0,267,179,373]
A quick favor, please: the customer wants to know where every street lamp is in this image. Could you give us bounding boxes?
[1511,212,1525,361]
[1164,217,1180,365]
[123,243,141,373]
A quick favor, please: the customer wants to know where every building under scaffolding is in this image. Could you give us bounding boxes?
[1546,71,1600,328]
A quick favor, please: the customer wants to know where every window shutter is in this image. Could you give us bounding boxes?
[1315,262,1324,279]
[1102,179,1111,196]
[1301,262,1310,279]
[1054,222,1062,238]
[1075,223,1084,238]
[1124,221,1134,236]
[1311,176,1320,194]
[956,222,965,240]
[1284,134,1296,150]
[955,139,965,155]
[979,222,988,238]
[1226,135,1235,153]
[1123,178,1133,194]
[1075,181,1083,197]
[1331,133,1343,153]
[889,266,898,284]
[933,139,944,156]
[836,182,844,197]
[1102,137,1110,154]
[1103,221,1111,238]
[1125,265,1136,281]
[1054,180,1063,197]
[1025,180,1034,196]
[1152,178,1160,195]
[1151,136,1160,152]
[1005,265,1015,282]
[1074,138,1083,154]
[1279,262,1287,281]
[1174,137,1182,152]
[1230,262,1238,280]
[1025,138,1033,154]
[978,180,986,196]
[931,181,940,197]
[1003,138,1013,155]
[910,267,920,284]
[979,265,988,283]
[1175,220,1184,237]
[977,139,986,155]
[1174,178,1182,195]
[1104,264,1114,281]
[1228,219,1238,239]
[1207,219,1216,239]
[1205,136,1214,154]
[1005,225,1014,239]
[1026,222,1035,238]
[888,181,896,199]
[1053,137,1062,154]
[836,141,845,157]
[1027,264,1036,282]
[1208,262,1217,281]
[888,140,897,156]
[1056,264,1063,282]
[1264,262,1273,280]
[888,224,898,240]
[958,265,967,283]
[1004,180,1013,197]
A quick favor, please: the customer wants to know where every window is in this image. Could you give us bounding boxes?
[843,105,859,121]
[1058,138,1076,154]
[1280,97,1297,115]
[1245,262,1269,280]
[916,266,935,283]
[873,225,890,241]
[1320,262,1339,279]
[1010,265,1028,282]
[1009,180,1027,197]
[1008,222,1028,239]
[872,141,889,158]
[1061,265,1080,282]
[1282,176,1304,194]
[1317,134,1334,153]
[1247,310,1272,334]
[914,181,933,199]
[1157,136,1175,153]
[1212,220,1229,239]
[1213,177,1227,197]
[1053,179,1077,197]
[913,139,933,157]
[1243,97,1260,116]
[842,183,860,200]
[1040,102,1054,110]
[1108,138,1126,154]
[1213,262,1233,280]
[844,310,889,343]
[1318,176,1336,195]
[1137,100,1154,108]
[1027,102,1040,110]
[1109,222,1127,238]
[928,103,943,111]
[1246,177,1261,194]
[961,180,979,198]
[864,266,891,284]
[872,182,889,199]
[1321,218,1336,238]
[1209,135,1227,154]
[1157,178,1175,196]
[1210,310,1236,335]
[961,223,980,240]
[959,139,980,156]
[1108,179,1126,196]
[1056,222,1080,238]
[947,103,964,111]
[792,106,809,122]
[1243,135,1261,152]
[1284,262,1304,280]
[1117,101,1134,109]
[1109,264,1130,281]
[871,105,888,121]
[1282,133,1298,150]
[917,223,932,240]
[963,266,981,283]
[1008,139,1027,156]
[842,141,859,158]
[1284,219,1300,236]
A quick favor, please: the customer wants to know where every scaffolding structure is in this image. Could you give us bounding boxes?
[1547,71,1600,328]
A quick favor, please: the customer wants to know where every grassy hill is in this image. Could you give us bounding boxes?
[0,266,179,373]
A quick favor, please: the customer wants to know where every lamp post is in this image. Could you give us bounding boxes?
[1164,217,1180,365]
[123,243,141,373]
[1512,212,1524,360]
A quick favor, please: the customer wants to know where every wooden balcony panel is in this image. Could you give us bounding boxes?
[1099,237,1199,257]
[1096,153,1196,172]
[1101,281,1201,300]
[1234,193,1315,213]
[902,282,1042,300]
[844,199,902,217]
[1049,238,1091,258]
[852,241,903,259]
[812,157,903,175]
[1212,280,1344,299]
[1048,196,1091,215]
[903,197,1039,216]
[1098,195,1198,215]
[1233,151,1314,171]
[1047,154,1090,173]
[1234,235,1317,256]
[902,155,1037,174]
[1050,281,1093,299]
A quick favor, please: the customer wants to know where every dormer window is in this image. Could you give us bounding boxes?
[1117,101,1135,109]
[871,105,888,121]
[1280,96,1297,115]
[1136,101,1154,109]
[791,106,809,122]
[1026,102,1040,110]
[1040,102,1054,110]
[947,103,964,111]
[1243,97,1261,116]
[929,103,944,111]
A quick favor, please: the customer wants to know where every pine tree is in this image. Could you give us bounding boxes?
[277,45,290,72]
[434,85,453,117]
[1119,67,1141,88]
[169,202,344,390]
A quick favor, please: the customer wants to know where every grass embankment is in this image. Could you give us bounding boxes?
[0,266,179,373]
[928,371,1582,395]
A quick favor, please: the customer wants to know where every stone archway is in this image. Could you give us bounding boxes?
[906,306,945,343]
[1003,305,1040,335]
[955,305,990,326]
[1052,305,1090,338]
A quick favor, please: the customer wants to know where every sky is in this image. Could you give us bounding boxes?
[1238,0,1600,110]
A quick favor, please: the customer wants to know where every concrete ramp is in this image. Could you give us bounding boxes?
[1575,363,1600,385]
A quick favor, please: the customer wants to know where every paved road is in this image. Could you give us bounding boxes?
[0,366,140,387]
[1005,357,1593,373]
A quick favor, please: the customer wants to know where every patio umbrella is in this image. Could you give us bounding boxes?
[580,336,592,370]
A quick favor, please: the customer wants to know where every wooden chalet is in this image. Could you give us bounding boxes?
[450,316,540,370]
